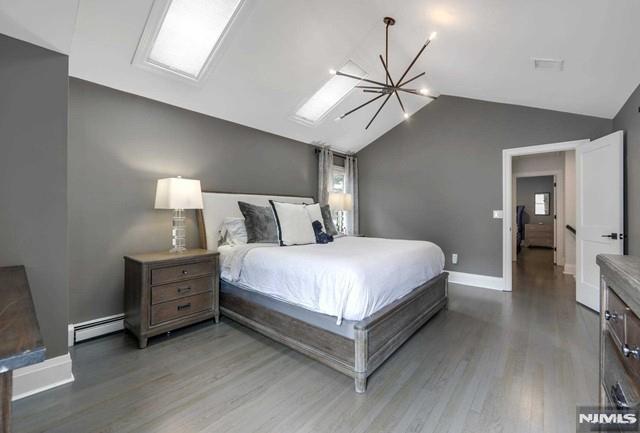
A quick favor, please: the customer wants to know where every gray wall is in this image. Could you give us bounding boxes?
[68,79,317,323]
[516,176,554,225]
[357,95,612,277]
[0,35,69,358]
[614,83,640,255]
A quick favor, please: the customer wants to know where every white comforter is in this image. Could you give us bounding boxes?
[219,236,445,324]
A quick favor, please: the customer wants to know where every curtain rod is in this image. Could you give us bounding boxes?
[312,146,354,159]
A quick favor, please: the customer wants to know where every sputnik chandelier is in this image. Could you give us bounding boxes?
[331,17,438,129]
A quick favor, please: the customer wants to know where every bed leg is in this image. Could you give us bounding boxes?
[354,375,367,393]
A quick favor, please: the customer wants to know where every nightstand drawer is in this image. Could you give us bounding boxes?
[150,292,213,326]
[151,261,213,285]
[151,276,212,305]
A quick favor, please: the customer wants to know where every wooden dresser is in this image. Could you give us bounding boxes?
[124,249,219,348]
[0,266,45,433]
[597,254,640,410]
[524,223,553,248]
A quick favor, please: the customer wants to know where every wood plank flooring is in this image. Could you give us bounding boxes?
[13,251,597,432]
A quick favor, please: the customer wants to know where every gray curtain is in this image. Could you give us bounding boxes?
[344,155,359,235]
[318,147,333,205]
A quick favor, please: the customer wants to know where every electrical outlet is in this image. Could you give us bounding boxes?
[452,253,458,264]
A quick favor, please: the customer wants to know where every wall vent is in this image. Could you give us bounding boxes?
[533,58,564,71]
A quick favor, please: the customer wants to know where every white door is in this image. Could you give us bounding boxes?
[576,131,624,312]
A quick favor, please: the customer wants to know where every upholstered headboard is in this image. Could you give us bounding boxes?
[197,192,313,250]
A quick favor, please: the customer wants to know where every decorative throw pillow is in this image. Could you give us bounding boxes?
[305,203,325,232]
[218,217,248,246]
[269,201,316,246]
[237,201,278,243]
[320,204,339,236]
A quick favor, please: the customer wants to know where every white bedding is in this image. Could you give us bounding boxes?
[219,236,445,324]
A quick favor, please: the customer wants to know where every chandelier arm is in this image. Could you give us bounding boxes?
[394,90,406,113]
[396,40,431,87]
[378,55,395,87]
[396,88,439,99]
[398,71,426,88]
[356,85,388,89]
[335,71,388,88]
[365,94,392,130]
[340,93,386,119]
[363,89,386,94]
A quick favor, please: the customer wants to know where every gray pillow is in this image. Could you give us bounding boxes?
[238,201,278,243]
[320,204,338,236]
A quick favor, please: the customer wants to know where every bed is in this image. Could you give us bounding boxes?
[197,192,448,392]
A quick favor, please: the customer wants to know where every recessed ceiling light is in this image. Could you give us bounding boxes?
[143,0,244,80]
[294,61,367,125]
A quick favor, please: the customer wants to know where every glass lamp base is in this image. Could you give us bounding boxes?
[170,208,187,253]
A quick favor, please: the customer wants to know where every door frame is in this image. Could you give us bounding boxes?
[512,171,562,265]
[502,139,588,292]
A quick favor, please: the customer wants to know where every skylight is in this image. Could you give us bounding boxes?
[146,0,243,80]
[294,61,367,125]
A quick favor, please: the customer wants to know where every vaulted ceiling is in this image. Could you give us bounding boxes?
[2,0,640,152]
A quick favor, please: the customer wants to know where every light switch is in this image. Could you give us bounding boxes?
[493,210,504,219]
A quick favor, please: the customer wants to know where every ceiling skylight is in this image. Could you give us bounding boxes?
[294,61,367,125]
[145,0,243,80]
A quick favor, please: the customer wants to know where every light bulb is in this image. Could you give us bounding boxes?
[419,88,429,95]
[429,31,438,41]
[329,68,337,75]
[403,112,410,119]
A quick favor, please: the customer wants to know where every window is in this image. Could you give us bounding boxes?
[534,192,550,215]
[332,165,345,192]
[294,61,367,125]
[135,0,244,81]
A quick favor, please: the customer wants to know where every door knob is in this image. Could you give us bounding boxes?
[602,233,619,240]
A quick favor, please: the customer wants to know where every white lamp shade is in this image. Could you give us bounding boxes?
[328,192,353,211]
[154,177,204,209]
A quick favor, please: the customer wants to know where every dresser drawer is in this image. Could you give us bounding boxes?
[603,330,640,409]
[606,288,628,347]
[151,261,213,285]
[151,276,212,305]
[150,292,213,326]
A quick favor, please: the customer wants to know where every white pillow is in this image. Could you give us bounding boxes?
[305,203,325,232]
[218,217,248,246]
[270,201,316,246]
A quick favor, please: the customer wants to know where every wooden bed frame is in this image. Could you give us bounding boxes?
[196,192,448,392]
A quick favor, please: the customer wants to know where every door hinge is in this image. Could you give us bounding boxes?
[554,182,557,187]
[554,215,557,220]
[554,247,557,251]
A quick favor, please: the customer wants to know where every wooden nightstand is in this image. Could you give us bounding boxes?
[123,249,219,348]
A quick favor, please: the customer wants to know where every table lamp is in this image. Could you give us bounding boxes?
[328,192,353,234]
[154,176,203,252]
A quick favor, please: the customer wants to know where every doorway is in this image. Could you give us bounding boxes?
[502,133,624,312]
[514,174,557,272]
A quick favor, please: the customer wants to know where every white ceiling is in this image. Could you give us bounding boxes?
[2,0,640,152]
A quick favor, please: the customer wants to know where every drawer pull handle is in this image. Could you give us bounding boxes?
[622,344,640,359]
[605,310,618,321]
[177,286,191,293]
[177,303,191,311]
[181,270,188,275]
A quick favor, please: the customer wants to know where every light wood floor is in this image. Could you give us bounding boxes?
[14,253,597,433]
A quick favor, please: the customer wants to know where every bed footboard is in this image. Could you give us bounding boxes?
[220,272,448,393]
[353,272,448,392]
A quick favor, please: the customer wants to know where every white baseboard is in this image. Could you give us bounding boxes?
[69,313,125,346]
[12,353,74,401]
[564,264,576,275]
[446,270,505,291]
